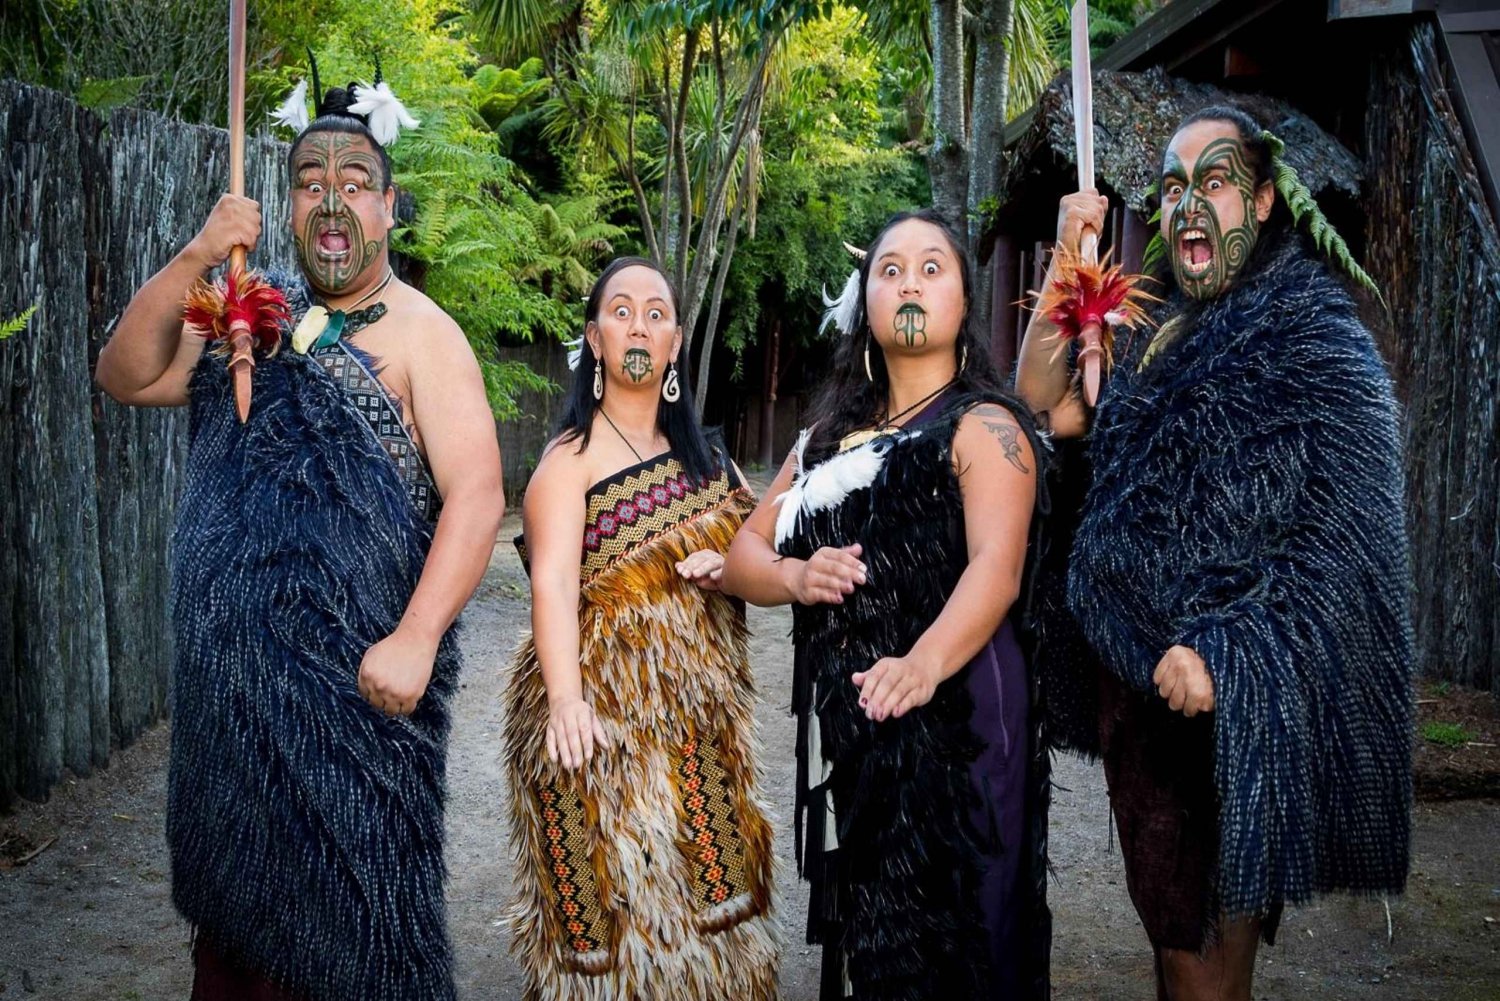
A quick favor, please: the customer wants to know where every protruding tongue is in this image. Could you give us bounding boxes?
[1190,240,1212,266]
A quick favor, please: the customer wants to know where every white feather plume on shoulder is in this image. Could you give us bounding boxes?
[819,266,862,337]
[348,81,420,146]
[773,431,907,547]
[270,79,310,134]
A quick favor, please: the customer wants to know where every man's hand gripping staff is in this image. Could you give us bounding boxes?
[181,0,290,423]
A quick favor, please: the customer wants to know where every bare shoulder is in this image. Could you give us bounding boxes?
[956,400,1035,477]
[528,433,589,496]
[390,282,474,366]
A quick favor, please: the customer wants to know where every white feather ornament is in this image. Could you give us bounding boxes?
[564,336,584,372]
[819,266,862,336]
[348,81,420,146]
[773,431,912,547]
[270,78,310,134]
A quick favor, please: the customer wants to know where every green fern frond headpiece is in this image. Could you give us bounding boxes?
[1139,128,1386,307]
[1260,129,1384,305]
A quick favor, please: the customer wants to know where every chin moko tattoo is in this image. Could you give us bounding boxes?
[622,348,654,383]
[893,303,928,348]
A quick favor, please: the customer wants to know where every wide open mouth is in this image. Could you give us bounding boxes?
[1177,227,1214,277]
[315,223,351,260]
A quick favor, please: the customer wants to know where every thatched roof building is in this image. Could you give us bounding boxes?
[985,0,1500,697]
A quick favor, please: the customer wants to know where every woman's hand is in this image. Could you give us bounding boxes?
[547,696,609,771]
[787,544,866,605]
[1055,189,1109,256]
[677,550,725,591]
[1153,645,1215,717]
[852,653,940,722]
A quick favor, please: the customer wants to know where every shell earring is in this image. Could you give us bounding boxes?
[662,362,681,403]
[960,344,968,372]
[864,342,873,382]
[593,360,604,400]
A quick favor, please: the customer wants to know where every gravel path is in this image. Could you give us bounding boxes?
[3,512,1497,1000]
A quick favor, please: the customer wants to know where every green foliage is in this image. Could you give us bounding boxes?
[1421,721,1474,749]
[1049,0,1162,63]
[472,58,551,134]
[1142,195,1166,273]
[0,303,38,341]
[1267,146,1385,305]
[391,110,603,418]
[75,74,151,114]
[716,11,929,367]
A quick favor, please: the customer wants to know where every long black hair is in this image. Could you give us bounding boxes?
[557,256,720,480]
[803,209,1015,464]
[1152,104,1294,299]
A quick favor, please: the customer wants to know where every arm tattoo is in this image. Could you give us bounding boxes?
[972,404,1031,474]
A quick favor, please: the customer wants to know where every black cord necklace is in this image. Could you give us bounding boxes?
[838,377,956,453]
[600,408,651,463]
[877,377,956,431]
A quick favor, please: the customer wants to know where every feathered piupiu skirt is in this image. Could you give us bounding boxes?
[503,484,778,1001]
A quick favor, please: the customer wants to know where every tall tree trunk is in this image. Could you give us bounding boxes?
[967,0,1016,347]
[928,0,969,235]
[693,126,756,416]
[671,28,701,298]
[758,316,780,469]
[679,35,777,347]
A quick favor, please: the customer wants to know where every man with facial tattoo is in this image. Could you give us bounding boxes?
[95,76,503,1001]
[1018,106,1413,1001]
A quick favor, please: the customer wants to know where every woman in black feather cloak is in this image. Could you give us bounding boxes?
[724,210,1051,1000]
[1018,107,1415,1001]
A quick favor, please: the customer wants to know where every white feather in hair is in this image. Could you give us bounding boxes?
[270,78,311,134]
[348,81,420,146]
[819,266,862,336]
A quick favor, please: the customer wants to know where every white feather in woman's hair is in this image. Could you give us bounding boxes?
[270,78,310,134]
[819,267,862,336]
[564,337,583,372]
[348,81,420,146]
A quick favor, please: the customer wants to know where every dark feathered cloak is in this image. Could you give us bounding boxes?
[1067,236,1415,921]
[779,392,1051,1001]
[168,325,460,1000]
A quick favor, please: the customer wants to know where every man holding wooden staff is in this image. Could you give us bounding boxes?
[94,5,502,996]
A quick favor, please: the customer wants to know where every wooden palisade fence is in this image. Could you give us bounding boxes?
[0,81,295,807]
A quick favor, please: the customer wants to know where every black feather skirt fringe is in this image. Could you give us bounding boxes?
[779,394,1050,1000]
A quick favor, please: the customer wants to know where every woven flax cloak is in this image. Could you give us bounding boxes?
[169,305,460,1000]
[1068,236,1416,921]
[503,455,778,1001]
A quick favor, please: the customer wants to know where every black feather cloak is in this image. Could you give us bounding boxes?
[1068,235,1415,921]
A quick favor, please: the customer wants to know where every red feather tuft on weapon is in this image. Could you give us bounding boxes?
[1026,244,1159,404]
[184,268,290,423]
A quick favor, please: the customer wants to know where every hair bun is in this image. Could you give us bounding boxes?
[315,85,366,122]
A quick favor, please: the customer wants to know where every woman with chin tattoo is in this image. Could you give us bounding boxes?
[502,257,778,1001]
[722,210,1052,1000]
[1018,106,1414,1001]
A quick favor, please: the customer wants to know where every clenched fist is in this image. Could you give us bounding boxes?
[1152,644,1215,717]
[357,627,437,717]
[185,193,262,270]
[1054,189,1109,257]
